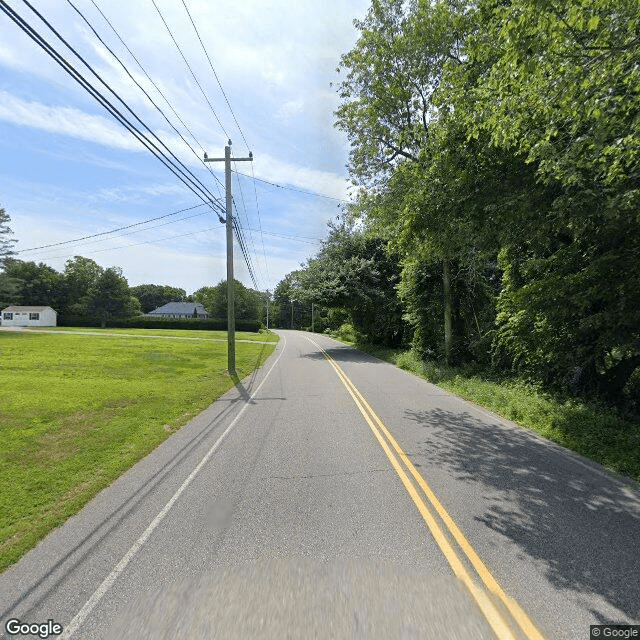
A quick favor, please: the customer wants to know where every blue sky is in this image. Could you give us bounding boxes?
[0,0,369,294]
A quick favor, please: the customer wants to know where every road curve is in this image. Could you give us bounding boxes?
[1,330,638,639]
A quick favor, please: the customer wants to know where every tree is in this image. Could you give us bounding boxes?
[456,0,640,211]
[296,221,406,346]
[3,259,66,311]
[194,280,263,323]
[61,256,104,320]
[451,0,640,399]
[272,271,304,329]
[335,0,479,360]
[0,207,16,268]
[86,267,139,327]
[130,284,187,313]
[0,207,18,308]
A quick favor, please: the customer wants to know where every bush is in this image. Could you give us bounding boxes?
[61,316,261,332]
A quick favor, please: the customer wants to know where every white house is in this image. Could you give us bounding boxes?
[1,306,57,327]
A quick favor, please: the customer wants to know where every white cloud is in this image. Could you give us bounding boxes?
[0,90,142,151]
[254,152,350,200]
[276,97,305,120]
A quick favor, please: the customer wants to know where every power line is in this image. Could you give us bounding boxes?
[20,210,211,258]
[1,0,225,216]
[250,163,271,281]
[245,229,322,244]
[16,203,208,253]
[150,0,229,140]
[179,0,250,152]
[234,171,350,203]
[41,225,223,261]
[233,170,263,288]
[67,0,225,203]
[89,0,212,161]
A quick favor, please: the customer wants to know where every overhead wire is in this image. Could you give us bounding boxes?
[179,0,250,152]
[150,0,264,288]
[67,0,226,204]
[232,219,258,289]
[177,0,271,288]
[41,225,223,261]
[0,0,225,217]
[235,171,350,203]
[16,203,208,253]
[233,169,264,288]
[20,209,210,258]
[150,0,229,140]
[249,163,270,281]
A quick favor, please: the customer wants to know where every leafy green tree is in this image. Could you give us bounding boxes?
[130,284,187,313]
[0,207,19,308]
[272,271,304,329]
[0,207,16,268]
[3,259,66,311]
[457,0,640,210]
[86,267,139,327]
[335,0,480,359]
[194,280,263,322]
[297,221,406,345]
[61,256,104,319]
[451,0,640,399]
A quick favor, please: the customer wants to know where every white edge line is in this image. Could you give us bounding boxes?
[59,335,286,639]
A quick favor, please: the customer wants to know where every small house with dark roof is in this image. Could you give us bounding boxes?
[1,306,57,327]
[146,302,209,319]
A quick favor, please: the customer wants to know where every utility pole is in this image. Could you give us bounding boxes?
[311,302,314,333]
[204,140,253,376]
[266,292,269,330]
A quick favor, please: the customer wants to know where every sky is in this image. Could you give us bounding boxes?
[0,0,370,295]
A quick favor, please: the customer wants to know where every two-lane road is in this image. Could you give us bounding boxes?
[1,330,639,639]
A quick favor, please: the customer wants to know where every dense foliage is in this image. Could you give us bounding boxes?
[273,0,639,410]
[193,279,267,324]
[130,284,189,313]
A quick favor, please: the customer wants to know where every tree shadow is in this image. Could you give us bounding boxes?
[300,345,388,365]
[403,407,640,623]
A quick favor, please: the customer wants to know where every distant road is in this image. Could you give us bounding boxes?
[1,330,638,639]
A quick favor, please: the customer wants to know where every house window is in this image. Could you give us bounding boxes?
[29,313,40,320]
[3,313,12,320]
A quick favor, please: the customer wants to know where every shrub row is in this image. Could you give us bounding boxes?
[61,315,261,332]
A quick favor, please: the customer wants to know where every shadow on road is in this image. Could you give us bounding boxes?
[403,406,640,624]
[300,345,387,365]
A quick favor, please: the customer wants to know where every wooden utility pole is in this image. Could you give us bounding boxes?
[204,140,253,376]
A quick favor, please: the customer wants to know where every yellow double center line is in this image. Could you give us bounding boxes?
[308,337,546,640]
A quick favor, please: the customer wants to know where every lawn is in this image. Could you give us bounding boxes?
[23,326,279,342]
[0,329,277,572]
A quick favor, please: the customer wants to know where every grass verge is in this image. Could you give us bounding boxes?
[0,329,277,572]
[324,331,640,484]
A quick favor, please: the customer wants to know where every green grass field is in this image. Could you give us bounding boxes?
[0,328,277,572]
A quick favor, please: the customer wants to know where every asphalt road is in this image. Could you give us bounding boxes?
[1,330,639,639]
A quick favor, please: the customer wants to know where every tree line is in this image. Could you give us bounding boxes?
[0,209,267,327]
[272,0,640,410]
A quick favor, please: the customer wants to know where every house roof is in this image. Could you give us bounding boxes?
[2,306,56,313]
[148,302,208,315]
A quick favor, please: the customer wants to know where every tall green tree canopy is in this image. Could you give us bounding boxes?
[0,207,19,308]
[332,0,640,402]
[194,280,263,323]
[87,267,140,327]
[130,284,188,313]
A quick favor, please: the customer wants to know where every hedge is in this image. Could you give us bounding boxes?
[60,316,261,332]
